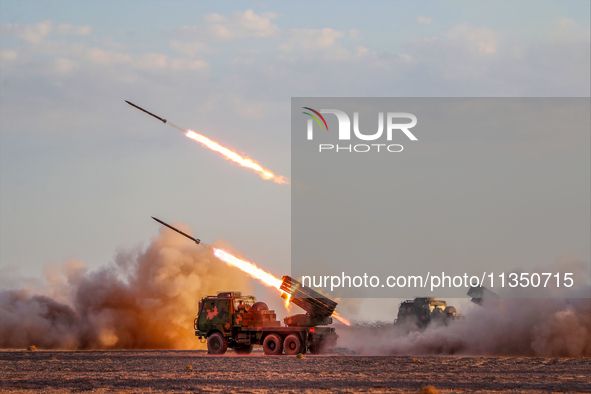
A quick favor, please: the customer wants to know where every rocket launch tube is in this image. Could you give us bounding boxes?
[281,276,337,318]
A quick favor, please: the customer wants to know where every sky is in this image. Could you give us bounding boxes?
[1,0,589,320]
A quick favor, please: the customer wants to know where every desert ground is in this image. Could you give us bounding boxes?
[0,350,589,394]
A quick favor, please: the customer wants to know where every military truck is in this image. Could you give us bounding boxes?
[394,297,461,329]
[194,276,339,355]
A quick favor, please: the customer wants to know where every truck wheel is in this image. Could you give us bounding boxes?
[234,345,253,355]
[262,333,283,355]
[207,333,227,355]
[283,334,304,355]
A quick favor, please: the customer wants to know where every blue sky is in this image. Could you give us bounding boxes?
[1,0,589,319]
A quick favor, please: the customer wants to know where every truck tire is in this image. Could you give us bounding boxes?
[234,345,253,355]
[262,333,283,355]
[207,332,227,355]
[283,334,304,355]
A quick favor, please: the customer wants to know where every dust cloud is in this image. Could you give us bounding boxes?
[337,295,589,357]
[335,258,590,357]
[0,225,253,349]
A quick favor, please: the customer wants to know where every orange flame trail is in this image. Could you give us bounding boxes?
[212,247,350,326]
[125,102,287,184]
[331,311,349,325]
[213,248,282,289]
[185,130,289,184]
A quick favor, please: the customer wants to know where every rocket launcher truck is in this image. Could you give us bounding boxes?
[194,276,339,355]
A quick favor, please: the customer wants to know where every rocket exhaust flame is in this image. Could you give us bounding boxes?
[212,248,282,290]
[126,101,288,184]
[213,247,350,326]
[185,130,288,184]
[331,311,350,325]
[151,217,350,325]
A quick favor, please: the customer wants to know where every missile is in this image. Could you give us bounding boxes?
[152,216,200,244]
[125,101,167,124]
[126,100,188,134]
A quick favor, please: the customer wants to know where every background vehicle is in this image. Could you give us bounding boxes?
[394,286,498,329]
[394,297,461,329]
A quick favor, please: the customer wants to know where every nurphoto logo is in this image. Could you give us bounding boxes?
[302,107,418,153]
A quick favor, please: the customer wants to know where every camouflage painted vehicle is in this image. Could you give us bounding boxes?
[194,277,339,355]
[394,297,461,329]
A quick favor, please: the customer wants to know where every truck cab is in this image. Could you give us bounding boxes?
[196,292,256,337]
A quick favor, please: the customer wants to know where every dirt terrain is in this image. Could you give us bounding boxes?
[0,350,589,393]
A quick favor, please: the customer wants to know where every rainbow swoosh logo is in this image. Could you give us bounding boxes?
[302,107,328,131]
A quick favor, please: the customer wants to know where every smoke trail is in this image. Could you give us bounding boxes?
[0,225,253,349]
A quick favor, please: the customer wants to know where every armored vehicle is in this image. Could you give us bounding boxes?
[194,276,339,355]
[394,297,461,329]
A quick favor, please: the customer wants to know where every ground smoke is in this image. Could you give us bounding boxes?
[0,226,253,349]
[337,295,590,357]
